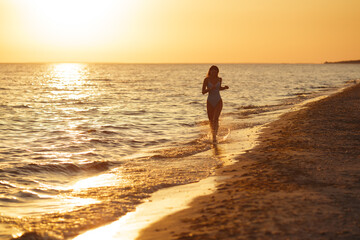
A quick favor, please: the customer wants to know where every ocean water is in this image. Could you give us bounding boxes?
[0,63,359,239]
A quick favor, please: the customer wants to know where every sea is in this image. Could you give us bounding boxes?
[0,63,359,239]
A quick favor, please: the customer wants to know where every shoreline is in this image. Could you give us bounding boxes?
[72,177,219,240]
[70,121,262,240]
[137,82,360,239]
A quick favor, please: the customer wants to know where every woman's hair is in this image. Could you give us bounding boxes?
[207,65,219,78]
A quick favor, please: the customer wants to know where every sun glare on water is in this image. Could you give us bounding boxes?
[51,63,87,85]
[45,63,89,102]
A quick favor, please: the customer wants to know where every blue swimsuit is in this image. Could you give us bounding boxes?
[207,81,221,107]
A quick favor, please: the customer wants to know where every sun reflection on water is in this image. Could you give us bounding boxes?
[46,63,90,101]
[41,63,94,162]
[72,173,121,190]
[51,63,88,86]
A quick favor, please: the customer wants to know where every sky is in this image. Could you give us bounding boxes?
[0,0,359,63]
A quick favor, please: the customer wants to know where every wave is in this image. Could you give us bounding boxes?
[12,105,31,109]
[122,110,146,116]
[225,104,286,118]
[76,108,99,113]
[7,161,120,177]
[0,180,17,188]
[179,122,196,127]
[88,78,112,82]
[237,103,285,110]
[80,128,119,135]
[7,232,58,240]
[100,130,118,135]
[151,136,211,159]
[0,104,30,109]
[14,190,43,200]
[0,197,23,203]
[89,139,120,146]
[100,124,138,130]
[189,101,201,105]
[346,79,359,84]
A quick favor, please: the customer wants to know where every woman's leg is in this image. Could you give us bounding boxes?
[207,100,223,142]
[212,100,223,140]
[207,101,215,133]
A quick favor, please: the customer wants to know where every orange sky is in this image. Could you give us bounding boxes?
[0,0,359,63]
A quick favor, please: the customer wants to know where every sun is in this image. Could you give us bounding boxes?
[22,0,137,48]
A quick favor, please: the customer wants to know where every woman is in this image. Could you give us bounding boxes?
[202,65,229,142]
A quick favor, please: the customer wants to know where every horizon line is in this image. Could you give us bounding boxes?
[0,61,323,65]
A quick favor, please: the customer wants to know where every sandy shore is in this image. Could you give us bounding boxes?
[138,83,360,240]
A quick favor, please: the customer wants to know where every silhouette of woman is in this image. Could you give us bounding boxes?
[202,65,229,142]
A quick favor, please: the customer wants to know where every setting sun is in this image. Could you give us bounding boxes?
[26,0,115,45]
[11,0,138,49]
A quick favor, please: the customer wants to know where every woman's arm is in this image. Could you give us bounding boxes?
[219,78,229,90]
[202,78,209,94]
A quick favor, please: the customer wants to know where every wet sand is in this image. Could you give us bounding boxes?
[72,177,218,240]
[138,83,360,240]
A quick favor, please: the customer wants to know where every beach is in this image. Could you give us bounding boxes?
[138,83,360,240]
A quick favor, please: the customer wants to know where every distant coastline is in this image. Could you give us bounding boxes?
[324,59,360,64]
